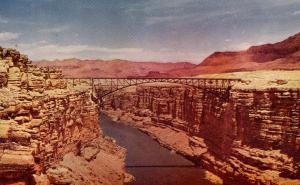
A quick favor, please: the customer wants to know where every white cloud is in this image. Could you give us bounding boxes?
[233,42,253,50]
[264,0,300,7]
[143,5,239,26]
[17,42,145,60]
[144,0,196,12]
[225,41,266,51]
[125,0,195,14]
[0,32,20,41]
[16,42,199,62]
[0,17,8,24]
[125,0,201,26]
[38,25,69,33]
[292,10,300,15]
[34,44,143,54]
[145,14,195,25]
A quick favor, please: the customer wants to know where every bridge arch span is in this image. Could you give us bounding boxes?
[96,81,198,99]
[65,77,241,104]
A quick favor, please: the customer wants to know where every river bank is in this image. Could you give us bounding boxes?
[100,112,223,185]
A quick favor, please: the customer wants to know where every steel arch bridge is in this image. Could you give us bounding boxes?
[65,77,241,99]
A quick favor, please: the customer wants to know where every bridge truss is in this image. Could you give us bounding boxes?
[65,77,241,99]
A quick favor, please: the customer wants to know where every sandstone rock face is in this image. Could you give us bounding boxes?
[103,84,300,185]
[0,47,127,184]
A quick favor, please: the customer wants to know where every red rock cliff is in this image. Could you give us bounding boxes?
[0,47,127,185]
[103,84,300,185]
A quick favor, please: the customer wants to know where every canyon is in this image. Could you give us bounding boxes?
[0,47,128,185]
[1,31,300,185]
[101,71,300,185]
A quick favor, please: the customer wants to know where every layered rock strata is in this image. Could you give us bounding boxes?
[0,47,127,185]
[103,84,300,185]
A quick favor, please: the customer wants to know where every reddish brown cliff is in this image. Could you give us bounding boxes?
[103,83,300,185]
[0,47,127,185]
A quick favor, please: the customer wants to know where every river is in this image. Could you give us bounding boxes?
[100,114,216,185]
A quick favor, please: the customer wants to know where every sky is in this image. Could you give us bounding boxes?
[0,0,300,63]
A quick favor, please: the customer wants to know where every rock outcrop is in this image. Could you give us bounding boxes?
[102,82,300,185]
[0,47,127,185]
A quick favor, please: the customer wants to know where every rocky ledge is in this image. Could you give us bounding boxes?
[0,47,128,185]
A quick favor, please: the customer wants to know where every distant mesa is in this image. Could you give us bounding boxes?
[171,32,300,76]
[202,32,300,66]
[34,59,196,78]
[34,32,300,77]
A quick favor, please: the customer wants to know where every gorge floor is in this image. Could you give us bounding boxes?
[100,114,218,185]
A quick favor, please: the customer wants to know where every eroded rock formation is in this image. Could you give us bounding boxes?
[0,47,127,185]
[103,83,300,185]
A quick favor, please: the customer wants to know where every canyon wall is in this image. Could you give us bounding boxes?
[0,47,127,185]
[103,84,300,185]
